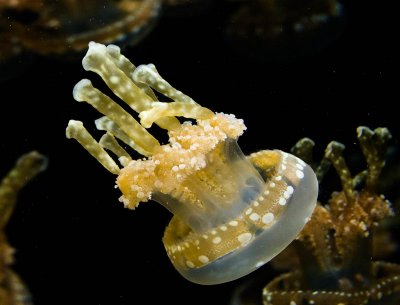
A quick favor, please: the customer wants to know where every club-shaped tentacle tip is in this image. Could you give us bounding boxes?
[66,41,318,285]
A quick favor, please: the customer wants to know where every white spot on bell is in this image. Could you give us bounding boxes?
[283,190,291,199]
[238,233,252,246]
[250,213,260,221]
[212,237,222,244]
[296,169,304,179]
[255,261,265,268]
[198,255,209,264]
[279,197,287,206]
[186,261,195,268]
[262,213,274,224]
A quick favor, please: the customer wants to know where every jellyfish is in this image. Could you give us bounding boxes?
[225,0,345,62]
[0,151,47,305]
[261,128,400,304]
[66,41,318,284]
[0,0,160,58]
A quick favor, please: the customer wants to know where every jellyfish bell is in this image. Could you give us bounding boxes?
[1,0,161,57]
[0,0,161,80]
[162,148,318,284]
[66,41,318,285]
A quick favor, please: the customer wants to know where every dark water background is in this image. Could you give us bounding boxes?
[0,0,398,304]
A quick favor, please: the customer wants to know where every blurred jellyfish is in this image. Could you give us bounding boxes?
[0,0,161,80]
[0,151,47,305]
[0,0,160,56]
[225,0,345,63]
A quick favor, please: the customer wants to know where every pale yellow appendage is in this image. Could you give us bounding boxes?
[82,42,180,131]
[95,116,141,154]
[104,44,159,101]
[132,64,196,104]
[0,151,47,228]
[99,133,132,167]
[73,79,159,156]
[139,101,214,128]
[66,120,120,174]
[131,63,213,128]
[68,41,215,174]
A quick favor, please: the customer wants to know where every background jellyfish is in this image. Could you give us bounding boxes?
[0,151,47,305]
[0,0,161,80]
[224,0,345,63]
[229,127,400,305]
[0,0,219,80]
[0,0,161,55]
